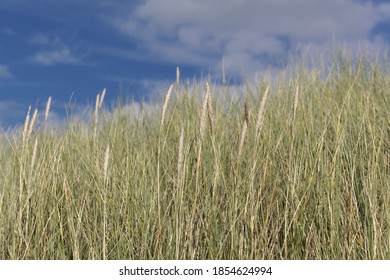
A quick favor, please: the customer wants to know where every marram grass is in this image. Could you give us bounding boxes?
[0,57,389,260]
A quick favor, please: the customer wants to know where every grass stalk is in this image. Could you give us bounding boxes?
[0,54,388,259]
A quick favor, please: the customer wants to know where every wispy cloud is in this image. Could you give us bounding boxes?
[30,34,84,66]
[32,47,82,66]
[0,97,77,131]
[1,28,14,35]
[0,100,26,129]
[95,46,157,63]
[101,75,172,100]
[109,0,390,76]
[0,65,12,78]
[30,34,56,45]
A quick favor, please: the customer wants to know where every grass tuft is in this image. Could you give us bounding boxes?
[0,54,389,260]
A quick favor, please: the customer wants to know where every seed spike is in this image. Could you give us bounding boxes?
[45,96,52,121]
[161,84,174,127]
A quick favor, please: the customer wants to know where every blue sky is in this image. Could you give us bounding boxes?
[1,0,389,129]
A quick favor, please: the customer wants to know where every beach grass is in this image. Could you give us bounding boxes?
[0,54,389,259]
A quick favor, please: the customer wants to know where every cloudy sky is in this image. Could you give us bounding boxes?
[1,0,389,128]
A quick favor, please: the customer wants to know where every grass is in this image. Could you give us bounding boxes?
[0,54,389,260]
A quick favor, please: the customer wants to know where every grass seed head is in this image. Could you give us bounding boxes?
[103,145,110,182]
[237,120,248,160]
[22,106,31,146]
[29,138,38,182]
[27,109,38,142]
[44,96,52,121]
[177,126,184,176]
[255,85,269,136]
[206,82,215,135]
[161,84,174,127]
[99,88,106,109]
[199,84,209,139]
[176,66,180,84]
[95,94,100,121]
[94,94,100,141]
[244,98,251,124]
[289,84,299,127]
[293,84,299,121]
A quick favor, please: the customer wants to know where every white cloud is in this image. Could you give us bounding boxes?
[32,47,82,66]
[95,46,160,63]
[101,75,173,100]
[0,100,26,130]
[110,0,390,76]
[30,34,55,45]
[0,65,12,78]
[30,34,84,66]
[0,97,75,132]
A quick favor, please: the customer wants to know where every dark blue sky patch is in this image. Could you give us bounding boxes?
[370,19,390,41]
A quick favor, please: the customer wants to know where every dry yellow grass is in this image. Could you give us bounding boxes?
[1,54,388,260]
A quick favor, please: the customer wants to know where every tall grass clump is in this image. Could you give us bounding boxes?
[0,54,389,259]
